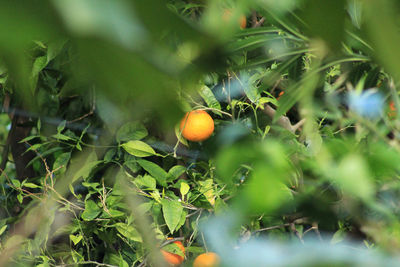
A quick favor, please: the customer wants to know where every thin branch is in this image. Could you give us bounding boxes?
[253,223,291,233]
[262,104,304,133]
[253,17,265,28]
[290,223,304,244]
[67,89,96,124]
[55,261,117,267]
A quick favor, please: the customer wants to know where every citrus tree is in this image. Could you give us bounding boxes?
[1,0,400,266]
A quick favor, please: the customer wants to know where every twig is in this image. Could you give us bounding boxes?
[55,261,117,267]
[251,11,258,27]
[290,223,304,244]
[253,17,265,28]
[67,89,96,124]
[262,104,304,133]
[160,237,184,248]
[292,118,306,131]
[253,223,291,233]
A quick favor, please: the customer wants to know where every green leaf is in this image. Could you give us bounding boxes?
[115,223,142,242]
[57,120,67,133]
[53,152,71,174]
[17,194,23,204]
[0,225,7,236]
[162,242,184,257]
[124,160,141,174]
[37,118,41,133]
[121,140,156,157]
[167,165,186,181]
[81,200,101,221]
[52,133,73,141]
[198,85,221,115]
[331,228,346,245]
[244,84,260,103]
[334,154,374,201]
[19,135,39,143]
[199,179,215,206]
[175,124,188,146]
[119,259,129,267]
[26,143,42,153]
[72,152,100,182]
[23,183,40,189]
[136,159,167,186]
[226,35,292,53]
[180,182,190,198]
[134,175,156,190]
[161,199,183,234]
[104,148,116,162]
[69,234,83,245]
[30,56,48,93]
[11,179,20,188]
[116,121,148,142]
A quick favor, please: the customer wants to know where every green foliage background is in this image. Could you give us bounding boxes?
[1,0,400,266]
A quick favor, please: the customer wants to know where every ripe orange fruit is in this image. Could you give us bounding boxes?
[161,239,185,266]
[193,252,220,267]
[223,9,247,29]
[179,110,214,142]
[277,91,285,100]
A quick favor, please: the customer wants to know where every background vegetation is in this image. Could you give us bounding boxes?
[1,0,400,266]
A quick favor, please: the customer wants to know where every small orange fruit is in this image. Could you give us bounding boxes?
[277,91,285,100]
[179,110,214,142]
[223,9,247,29]
[161,238,185,266]
[239,14,247,29]
[193,252,220,267]
[388,101,397,118]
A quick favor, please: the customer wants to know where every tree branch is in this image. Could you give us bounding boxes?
[262,104,304,133]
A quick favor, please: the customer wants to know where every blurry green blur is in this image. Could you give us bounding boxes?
[1,0,400,266]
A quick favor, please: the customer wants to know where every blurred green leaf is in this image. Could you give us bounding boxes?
[117,121,148,142]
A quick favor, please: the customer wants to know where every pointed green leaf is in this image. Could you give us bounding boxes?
[167,165,186,181]
[137,159,167,186]
[115,223,142,242]
[180,182,190,198]
[161,199,183,234]
[198,85,221,115]
[134,175,156,190]
[0,225,7,236]
[81,200,101,221]
[116,121,148,142]
[72,152,101,182]
[121,140,156,157]
[53,152,71,174]
[69,234,83,245]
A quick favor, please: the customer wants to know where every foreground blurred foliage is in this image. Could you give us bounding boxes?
[1,0,400,266]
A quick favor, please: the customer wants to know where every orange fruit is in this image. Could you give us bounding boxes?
[179,110,214,142]
[193,252,220,267]
[277,91,285,100]
[389,101,396,118]
[223,9,247,29]
[161,238,185,266]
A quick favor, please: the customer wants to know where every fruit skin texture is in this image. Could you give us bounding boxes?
[223,9,246,29]
[161,240,185,266]
[179,110,214,142]
[389,101,396,118]
[193,252,220,267]
[239,14,247,29]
